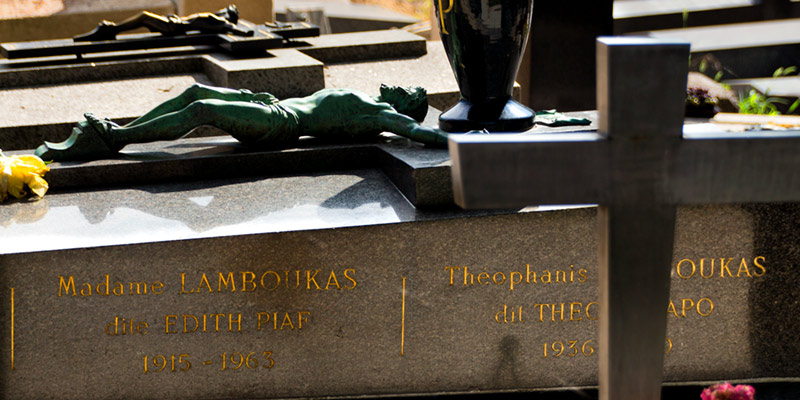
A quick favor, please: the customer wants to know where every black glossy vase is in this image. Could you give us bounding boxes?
[436,0,535,132]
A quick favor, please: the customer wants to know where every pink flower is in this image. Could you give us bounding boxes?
[701,382,755,400]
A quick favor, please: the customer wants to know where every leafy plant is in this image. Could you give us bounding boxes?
[738,66,799,115]
[773,66,797,77]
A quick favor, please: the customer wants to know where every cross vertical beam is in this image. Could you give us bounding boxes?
[449,37,691,400]
[596,38,688,400]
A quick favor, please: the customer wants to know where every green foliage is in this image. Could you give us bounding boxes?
[773,66,797,77]
[682,8,689,28]
[739,90,786,115]
[738,66,799,115]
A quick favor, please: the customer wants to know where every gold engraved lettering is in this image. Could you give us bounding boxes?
[697,298,714,316]
[280,313,295,330]
[106,316,149,335]
[667,300,679,317]
[150,281,165,294]
[181,270,357,293]
[492,272,506,285]
[569,302,583,322]
[218,272,236,292]
[210,313,226,332]
[325,270,341,290]
[681,298,694,317]
[719,258,734,277]
[80,283,92,296]
[494,305,523,323]
[59,276,76,296]
[400,277,406,356]
[255,311,310,331]
[509,271,523,291]
[256,312,271,331]
[229,314,242,332]
[180,273,194,294]
[700,258,714,279]
[448,265,588,290]
[753,256,767,276]
[306,270,320,290]
[667,298,714,317]
[10,288,14,371]
[184,315,200,333]
[737,258,752,277]
[676,259,695,279]
[675,257,766,279]
[165,315,178,334]
[261,271,280,290]
[551,303,565,322]
[444,267,461,286]
[198,274,213,293]
[242,272,256,292]
[344,269,357,289]
[130,280,154,295]
[60,275,163,297]
[526,264,537,283]
[534,304,547,322]
[585,302,599,320]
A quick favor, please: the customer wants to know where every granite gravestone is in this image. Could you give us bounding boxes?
[642,18,800,79]
[2,116,800,399]
[449,37,800,400]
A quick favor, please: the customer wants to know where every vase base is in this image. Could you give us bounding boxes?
[438,99,535,133]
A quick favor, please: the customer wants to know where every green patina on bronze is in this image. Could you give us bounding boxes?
[35,84,451,162]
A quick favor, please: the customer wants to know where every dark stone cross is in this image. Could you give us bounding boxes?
[448,37,800,399]
[0,21,319,60]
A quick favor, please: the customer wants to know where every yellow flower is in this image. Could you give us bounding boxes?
[0,151,50,202]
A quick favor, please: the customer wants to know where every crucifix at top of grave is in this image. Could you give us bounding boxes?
[0,4,319,59]
[449,37,800,400]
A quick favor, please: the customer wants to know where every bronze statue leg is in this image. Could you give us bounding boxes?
[111,99,294,147]
[74,11,176,41]
[126,84,272,127]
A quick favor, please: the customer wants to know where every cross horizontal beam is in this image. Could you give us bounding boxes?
[450,129,800,208]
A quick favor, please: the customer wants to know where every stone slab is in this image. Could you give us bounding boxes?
[0,0,175,43]
[643,19,800,78]
[613,0,800,33]
[273,0,417,33]
[1,151,800,398]
[177,0,274,24]
[324,40,517,119]
[725,75,800,97]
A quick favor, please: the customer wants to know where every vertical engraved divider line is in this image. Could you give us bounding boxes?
[11,287,14,371]
[401,277,406,356]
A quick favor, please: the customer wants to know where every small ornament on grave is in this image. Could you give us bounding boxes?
[534,110,592,127]
[35,84,452,162]
[0,151,49,203]
[686,87,720,118]
[701,382,755,400]
[435,0,535,132]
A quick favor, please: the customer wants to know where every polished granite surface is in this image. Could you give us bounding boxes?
[0,166,493,254]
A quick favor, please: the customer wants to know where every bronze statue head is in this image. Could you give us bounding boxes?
[378,84,428,123]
